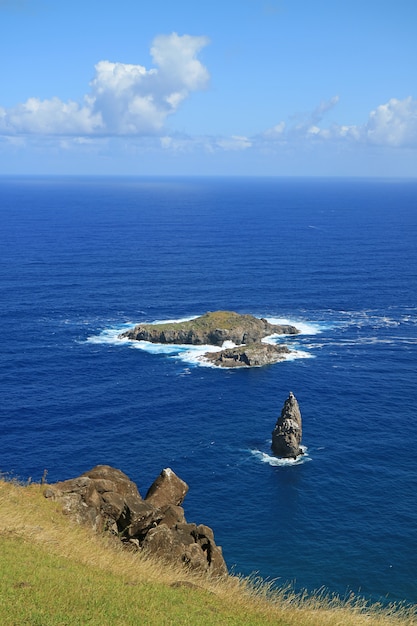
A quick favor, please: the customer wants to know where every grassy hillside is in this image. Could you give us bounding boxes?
[0,479,415,625]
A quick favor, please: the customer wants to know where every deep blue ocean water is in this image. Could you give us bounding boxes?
[1,176,417,605]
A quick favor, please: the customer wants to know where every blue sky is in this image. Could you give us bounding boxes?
[1,0,416,176]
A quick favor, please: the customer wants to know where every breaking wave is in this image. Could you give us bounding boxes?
[86,315,316,368]
[86,308,417,368]
[265,317,326,335]
[251,446,311,466]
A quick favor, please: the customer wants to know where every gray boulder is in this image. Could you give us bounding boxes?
[271,392,303,459]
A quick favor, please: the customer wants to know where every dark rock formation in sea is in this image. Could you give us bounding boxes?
[271,392,303,459]
[44,465,227,577]
[204,342,290,368]
[120,310,299,347]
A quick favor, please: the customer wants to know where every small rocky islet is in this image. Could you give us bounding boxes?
[120,310,300,367]
[272,392,304,459]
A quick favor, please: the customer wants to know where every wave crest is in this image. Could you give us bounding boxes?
[251,446,311,466]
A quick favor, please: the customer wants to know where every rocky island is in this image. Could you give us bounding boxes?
[120,311,300,368]
[204,342,291,367]
[271,392,303,459]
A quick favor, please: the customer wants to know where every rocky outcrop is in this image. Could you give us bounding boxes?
[120,311,299,347]
[44,465,227,577]
[271,392,303,459]
[204,342,290,368]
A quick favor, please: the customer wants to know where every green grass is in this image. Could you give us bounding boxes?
[137,311,253,332]
[1,480,416,626]
[1,537,274,626]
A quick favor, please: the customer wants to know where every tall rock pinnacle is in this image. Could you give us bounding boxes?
[271,392,303,459]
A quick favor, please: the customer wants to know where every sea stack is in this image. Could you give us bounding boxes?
[271,392,303,459]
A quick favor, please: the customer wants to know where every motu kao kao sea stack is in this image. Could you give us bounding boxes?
[271,392,303,459]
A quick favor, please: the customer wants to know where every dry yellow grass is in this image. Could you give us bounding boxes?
[1,479,416,625]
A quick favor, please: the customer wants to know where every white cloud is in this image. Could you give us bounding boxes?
[258,96,340,145]
[157,133,252,154]
[216,135,252,151]
[1,97,102,135]
[155,95,417,157]
[310,95,340,124]
[263,121,286,138]
[2,34,416,161]
[363,97,417,147]
[159,134,217,154]
[0,32,210,137]
[316,97,417,147]
[151,33,210,93]
[258,96,417,149]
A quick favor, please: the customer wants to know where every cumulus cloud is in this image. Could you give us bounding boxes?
[317,96,417,147]
[0,33,210,137]
[2,34,416,159]
[258,95,417,149]
[154,95,417,157]
[362,97,417,147]
[170,95,416,154]
[0,97,102,135]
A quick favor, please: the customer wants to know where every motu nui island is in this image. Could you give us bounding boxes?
[120,310,300,368]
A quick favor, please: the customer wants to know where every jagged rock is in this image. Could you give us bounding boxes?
[120,310,299,347]
[145,468,188,508]
[44,465,145,532]
[44,464,227,577]
[158,504,186,527]
[271,392,303,459]
[204,342,290,368]
[142,522,227,576]
[119,500,163,539]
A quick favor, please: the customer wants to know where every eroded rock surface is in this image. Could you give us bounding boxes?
[271,392,303,459]
[204,342,290,368]
[44,465,227,577]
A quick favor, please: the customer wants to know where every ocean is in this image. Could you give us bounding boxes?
[1,176,417,604]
